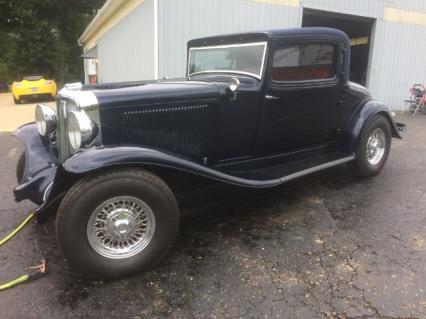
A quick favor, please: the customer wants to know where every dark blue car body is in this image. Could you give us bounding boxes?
[13,27,404,217]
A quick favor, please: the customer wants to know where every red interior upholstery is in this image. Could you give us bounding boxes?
[272,65,334,82]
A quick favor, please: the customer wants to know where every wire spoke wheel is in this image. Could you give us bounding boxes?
[87,196,156,259]
[366,128,386,165]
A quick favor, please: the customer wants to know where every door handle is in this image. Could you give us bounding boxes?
[265,95,280,101]
[336,100,343,106]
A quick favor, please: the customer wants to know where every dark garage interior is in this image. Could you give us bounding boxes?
[302,9,375,86]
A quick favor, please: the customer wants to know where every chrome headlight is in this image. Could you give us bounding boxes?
[67,110,96,149]
[35,103,57,136]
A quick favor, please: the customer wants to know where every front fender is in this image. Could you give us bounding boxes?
[63,147,281,188]
[13,123,59,207]
[344,100,403,154]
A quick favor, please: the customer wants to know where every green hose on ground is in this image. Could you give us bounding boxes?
[0,213,34,247]
[0,275,29,290]
[0,212,47,291]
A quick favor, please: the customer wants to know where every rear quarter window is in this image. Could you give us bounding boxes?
[272,44,336,82]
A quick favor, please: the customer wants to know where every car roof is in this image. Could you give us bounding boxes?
[187,27,350,48]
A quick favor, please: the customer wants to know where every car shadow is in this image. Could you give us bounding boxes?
[28,163,373,312]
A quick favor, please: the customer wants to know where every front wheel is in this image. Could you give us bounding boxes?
[13,96,20,104]
[350,115,392,177]
[56,168,179,279]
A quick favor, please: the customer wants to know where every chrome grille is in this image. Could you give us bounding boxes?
[56,97,76,161]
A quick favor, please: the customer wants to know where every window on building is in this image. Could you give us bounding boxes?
[272,43,336,82]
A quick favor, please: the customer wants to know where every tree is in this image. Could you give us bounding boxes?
[0,0,105,84]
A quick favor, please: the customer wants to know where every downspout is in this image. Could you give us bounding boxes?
[153,0,159,79]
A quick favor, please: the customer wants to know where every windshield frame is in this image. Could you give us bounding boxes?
[187,41,268,80]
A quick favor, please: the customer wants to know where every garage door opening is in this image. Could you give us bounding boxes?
[302,9,375,86]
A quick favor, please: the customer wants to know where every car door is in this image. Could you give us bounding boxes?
[253,38,345,156]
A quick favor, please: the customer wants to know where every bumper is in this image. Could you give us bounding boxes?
[12,86,56,99]
[13,123,59,211]
[396,122,406,133]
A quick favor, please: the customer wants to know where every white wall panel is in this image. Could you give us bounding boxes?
[96,0,155,83]
[93,0,426,110]
[368,20,426,110]
[158,0,300,78]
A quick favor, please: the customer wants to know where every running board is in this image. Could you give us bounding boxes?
[216,154,355,188]
[279,156,355,183]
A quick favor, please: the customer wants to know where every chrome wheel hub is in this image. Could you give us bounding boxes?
[366,128,386,165]
[108,211,135,238]
[87,196,156,259]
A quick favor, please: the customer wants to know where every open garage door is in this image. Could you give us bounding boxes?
[302,9,375,86]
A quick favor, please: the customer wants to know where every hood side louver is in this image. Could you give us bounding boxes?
[121,103,209,159]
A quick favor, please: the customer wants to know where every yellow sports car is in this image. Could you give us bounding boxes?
[12,75,57,104]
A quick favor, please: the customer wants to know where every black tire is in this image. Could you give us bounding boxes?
[55,168,179,279]
[16,151,26,184]
[13,96,20,104]
[350,115,392,177]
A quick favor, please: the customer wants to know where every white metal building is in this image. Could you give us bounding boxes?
[79,0,426,110]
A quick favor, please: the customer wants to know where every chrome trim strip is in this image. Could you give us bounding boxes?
[188,41,268,80]
[43,181,54,202]
[279,156,355,183]
[58,87,99,111]
[57,85,101,160]
[59,87,100,126]
[348,81,372,98]
[189,70,263,79]
[34,181,55,213]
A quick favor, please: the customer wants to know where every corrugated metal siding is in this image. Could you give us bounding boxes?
[91,0,426,110]
[369,20,426,110]
[96,0,155,83]
[83,57,89,84]
[302,0,385,18]
[158,0,300,79]
[157,0,426,110]
[301,0,426,110]
[388,0,426,12]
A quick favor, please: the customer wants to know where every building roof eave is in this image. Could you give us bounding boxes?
[78,0,128,47]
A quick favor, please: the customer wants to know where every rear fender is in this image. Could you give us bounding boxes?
[343,100,402,154]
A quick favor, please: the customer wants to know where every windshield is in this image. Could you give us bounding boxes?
[188,42,267,79]
[23,75,45,81]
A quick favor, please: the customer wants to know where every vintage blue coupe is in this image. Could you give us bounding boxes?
[14,28,404,278]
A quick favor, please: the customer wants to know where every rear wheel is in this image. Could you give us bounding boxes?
[350,115,392,177]
[13,96,20,104]
[56,168,179,279]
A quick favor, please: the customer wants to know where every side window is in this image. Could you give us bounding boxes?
[272,43,336,82]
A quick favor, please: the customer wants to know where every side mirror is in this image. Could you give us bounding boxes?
[229,78,240,100]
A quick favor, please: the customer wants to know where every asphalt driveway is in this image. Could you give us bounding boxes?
[0,115,425,318]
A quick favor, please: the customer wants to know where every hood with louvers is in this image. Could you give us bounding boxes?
[93,81,222,161]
